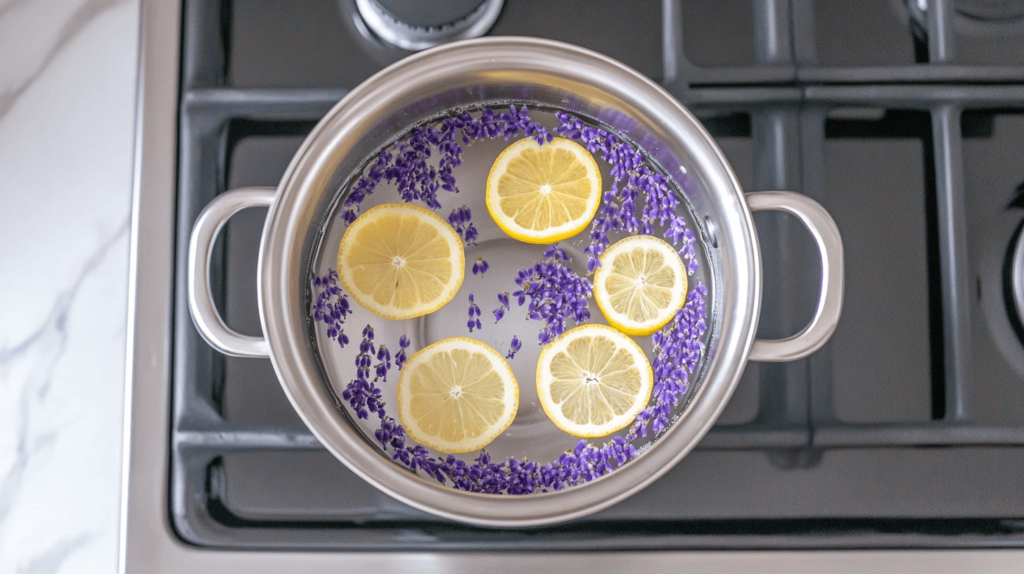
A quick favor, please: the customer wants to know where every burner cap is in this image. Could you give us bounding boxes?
[904,0,1024,37]
[354,0,504,51]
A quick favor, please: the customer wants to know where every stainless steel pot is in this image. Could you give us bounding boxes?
[186,37,844,527]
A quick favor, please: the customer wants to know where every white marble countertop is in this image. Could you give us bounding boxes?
[0,0,139,571]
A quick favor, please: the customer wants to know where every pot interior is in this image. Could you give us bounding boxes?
[310,103,716,479]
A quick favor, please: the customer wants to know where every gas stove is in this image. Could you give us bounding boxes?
[122,0,1024,570]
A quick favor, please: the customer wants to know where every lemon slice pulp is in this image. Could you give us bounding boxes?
[486,137,601,244]
[594,235,687,336]
[397,338,519,454]
[536,324,653,438]
[337,202,464,320]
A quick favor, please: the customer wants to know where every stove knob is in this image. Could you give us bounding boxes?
[354,0,504,51]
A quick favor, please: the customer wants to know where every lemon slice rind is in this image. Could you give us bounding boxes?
[594,235,688,337]
[486,137,602,244]
[536,324,654,438]
[397,337,519,454]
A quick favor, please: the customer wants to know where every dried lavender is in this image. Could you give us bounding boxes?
[340,325,384,420]
[505,336,522,360]
[512,245,592,344]
[473,436,633,492]
[313,269,352,348]
[467,293,483,332]
[472,256,489,276]
[493,292,510,323]
[628,283,709,439]
[395,334,411,370]
[312,108,715,495]
[340,152,390,225]
[554,112,699,274]
[448,206,478,246]
[341,105,552,227]
[374,417,405,451]
[387,436,639,493]
[313,270,705,494]
[375,343,392,382]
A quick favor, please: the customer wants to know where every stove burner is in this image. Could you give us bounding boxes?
[353,0,503,51]
[904,0,1024,38]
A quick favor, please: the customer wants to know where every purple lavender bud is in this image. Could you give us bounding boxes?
[514,290,526,306]
[543,244,567,261]
[472,256,489,276]
[506,336,521,359]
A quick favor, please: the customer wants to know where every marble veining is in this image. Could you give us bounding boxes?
[19,534,94,574]
[0,0,132,121]
[0,223,127,518]
[0,0,139,571]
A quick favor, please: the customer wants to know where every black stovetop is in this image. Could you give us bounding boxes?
[170,0,1024,549]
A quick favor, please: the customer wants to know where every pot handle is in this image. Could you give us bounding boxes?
[745,191,845,362]
[1014,226,1024,326]
[188,187,275,358]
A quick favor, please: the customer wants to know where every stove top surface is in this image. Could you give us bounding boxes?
[158,0,1024,553]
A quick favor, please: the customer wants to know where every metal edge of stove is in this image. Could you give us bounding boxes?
[119,0,1024,571]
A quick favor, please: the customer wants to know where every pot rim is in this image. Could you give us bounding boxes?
[257,36,761,527]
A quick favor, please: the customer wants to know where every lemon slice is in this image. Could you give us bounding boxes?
[593,235,687,336]
[486,137,601,244]
[536,324,653,438]
[397,338,519,454]
[337,202,465,320]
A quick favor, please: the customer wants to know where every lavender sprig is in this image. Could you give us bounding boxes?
[448,206,478,246]
[395,334,411,371]
[313,269,351,348]
[375,343,392,382]
[513,245,592,344]
[493,292,510,323]
[341,152,390,224]
[389,129,443,208]
[340,325,385,420]
[506,336,522,360]
[467,293,482,332]
[375,417,405,451]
